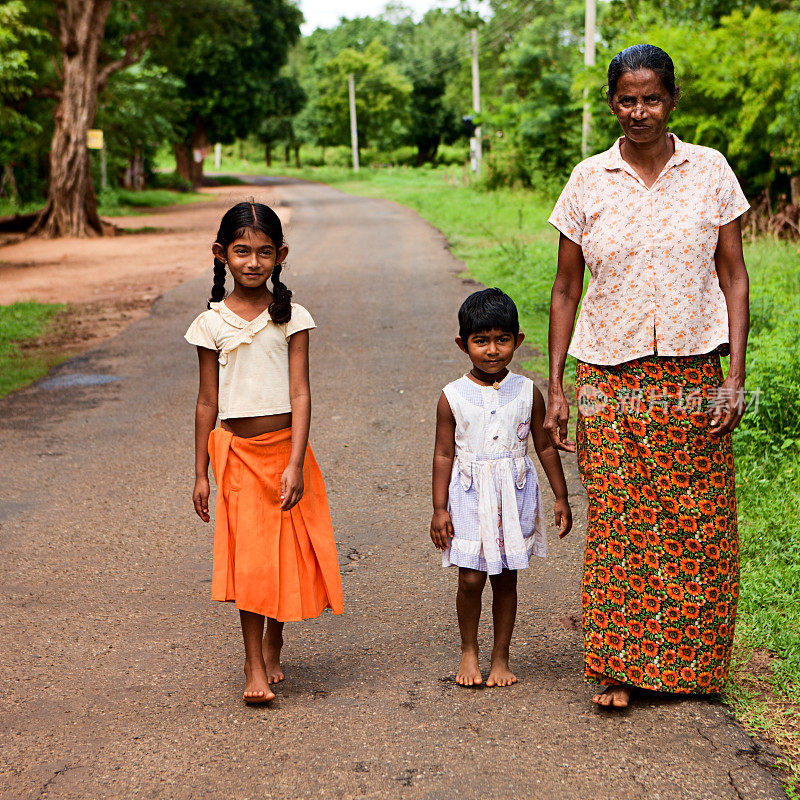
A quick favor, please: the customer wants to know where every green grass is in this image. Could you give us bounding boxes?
[0,189,210,221]
[0,302,67,397]
[97,188,210,216]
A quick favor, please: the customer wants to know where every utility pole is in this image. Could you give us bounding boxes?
[348,73,360,173]
[471,28,482,174]
[582,0,596,159]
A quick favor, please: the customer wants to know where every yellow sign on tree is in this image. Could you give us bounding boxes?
[86,129,104,150]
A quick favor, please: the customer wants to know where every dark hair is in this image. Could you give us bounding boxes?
[209,201,292,324]
[458,288,519,342]
[606,44,678,101]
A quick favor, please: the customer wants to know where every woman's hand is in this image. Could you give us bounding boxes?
[430,509,454,550]
[193,475,211,522]
[544,385,576,453]
[709,372,746,437]
[554,497,573,538]
[280,464,304,511]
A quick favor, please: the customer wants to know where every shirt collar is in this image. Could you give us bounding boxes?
[603,132,690,172]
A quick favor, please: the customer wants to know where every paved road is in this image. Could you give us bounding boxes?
[0,181,786,799]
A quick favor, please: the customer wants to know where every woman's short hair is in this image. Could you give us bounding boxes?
[607,44,678,101]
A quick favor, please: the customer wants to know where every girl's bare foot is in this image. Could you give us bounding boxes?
[486,654,517,687]
[456,649,483,686]
[262,635,285,684]
[592,684,631,708]
[243,660,275,704]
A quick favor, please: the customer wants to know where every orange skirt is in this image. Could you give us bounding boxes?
[208,427,344,622]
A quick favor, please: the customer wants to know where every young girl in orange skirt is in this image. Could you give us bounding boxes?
[186,201,343,704]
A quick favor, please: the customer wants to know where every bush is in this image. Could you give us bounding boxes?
[150,171,193,192]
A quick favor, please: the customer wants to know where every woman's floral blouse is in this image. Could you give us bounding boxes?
[549,133,749,366]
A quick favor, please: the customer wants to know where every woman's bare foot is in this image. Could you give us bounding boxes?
[456,649,483,686]
[486,654,517,687]
[262,634,285,685]
[592,684,631,708]
[243,660,275,704]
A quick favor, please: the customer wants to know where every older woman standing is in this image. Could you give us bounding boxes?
[545,44,750,708]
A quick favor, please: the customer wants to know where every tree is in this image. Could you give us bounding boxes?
[94,59,185,189]
[315,39,412,154]
[29,0,160,237]
[258,76,306,167]
[154,0,302,187]
[392,9,467,164]
[0,0,44,202]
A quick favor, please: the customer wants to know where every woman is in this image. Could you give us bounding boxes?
[545,44,750,708]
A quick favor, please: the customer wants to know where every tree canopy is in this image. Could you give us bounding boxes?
[2,0,798,233]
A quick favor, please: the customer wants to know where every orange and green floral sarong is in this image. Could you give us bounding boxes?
[576,352,739,694]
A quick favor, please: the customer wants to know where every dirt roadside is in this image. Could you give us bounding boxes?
[0,185,290,358]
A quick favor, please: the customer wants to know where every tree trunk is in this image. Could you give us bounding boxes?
[0,164,19,201]
[174,121,208,188]
[29,0,112,237]
[288,125,300,168]
[175,143,192,182]
[265,141,272,167]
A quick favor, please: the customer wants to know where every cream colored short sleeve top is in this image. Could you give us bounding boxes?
[548,134,749,366]
[185,301,315,419]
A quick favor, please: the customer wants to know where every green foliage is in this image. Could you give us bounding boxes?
[483,1,586,190]
[0,0,48,199]
[149,0,302,148]
[293,8,470,165]
[315,39,412,151]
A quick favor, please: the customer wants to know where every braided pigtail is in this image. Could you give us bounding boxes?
[268,262,293,324]
[207,256,227,309]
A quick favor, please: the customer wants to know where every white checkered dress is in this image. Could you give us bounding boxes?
[442,373,547,575]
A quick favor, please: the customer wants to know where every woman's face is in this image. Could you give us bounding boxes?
[609,68,677,145]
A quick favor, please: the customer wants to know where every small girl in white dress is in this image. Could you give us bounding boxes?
[431,288,572,687]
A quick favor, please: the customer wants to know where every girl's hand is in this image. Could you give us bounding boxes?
[554,497,572,539]
[709,373,746,437]
[193,476,211,522]
[544,386,576,452]
[281,464,304,511]
[430,509,454,550]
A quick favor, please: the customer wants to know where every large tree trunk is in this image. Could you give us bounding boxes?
[28,2,159,237]
[29,0,112,237]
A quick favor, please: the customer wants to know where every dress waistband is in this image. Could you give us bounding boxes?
[456,446,527,463]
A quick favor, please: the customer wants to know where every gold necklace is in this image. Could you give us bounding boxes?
[470,369,503,390]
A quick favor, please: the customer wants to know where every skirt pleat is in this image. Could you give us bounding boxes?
[208,427,344,622]
[576,352,740,694]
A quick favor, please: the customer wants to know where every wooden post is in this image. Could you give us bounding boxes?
[348,73,359,173]
[471,29,482,174]
[582,0,596,159]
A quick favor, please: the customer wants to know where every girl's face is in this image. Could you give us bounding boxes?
[609,68,677,146]
[457,328,525,376]
[212,227,288,291]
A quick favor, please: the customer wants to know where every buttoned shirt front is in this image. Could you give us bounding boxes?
[549,133,749,366]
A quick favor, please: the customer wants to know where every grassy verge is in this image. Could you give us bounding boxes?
[273,163,799,787]
[0,188,210,221]
[97,188,210,216]
[0,302,68,397]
